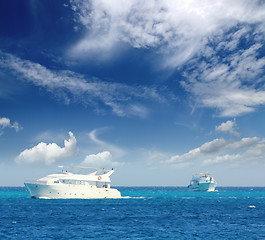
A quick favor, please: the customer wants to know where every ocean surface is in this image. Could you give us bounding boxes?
[0,187,265,239]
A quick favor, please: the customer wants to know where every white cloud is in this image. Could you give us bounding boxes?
[203,154,241,166]
[163,138,230,164]
[181,41,265,117]
[200,139,230,153]
[15,131,77,165]
[162,137,262,167]
[88,128,125,158]
[228,137,260,150]
[215,119,239,136]
[70,0,265,64]
[0,117,22,133]
[0,51,163,118]
[81,151,124,168]
[69,0,265,117]
[244,140,265,158]
[203,139,265,166]
[2,1,265,118]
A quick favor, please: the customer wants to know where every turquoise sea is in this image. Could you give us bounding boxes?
[1,187,265,239]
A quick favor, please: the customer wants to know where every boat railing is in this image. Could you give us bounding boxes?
[25,180,48,185]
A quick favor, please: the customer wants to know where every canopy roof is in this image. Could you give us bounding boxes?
[38,167,115,183]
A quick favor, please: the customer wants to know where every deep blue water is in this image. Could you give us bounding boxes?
[1,187,265,239]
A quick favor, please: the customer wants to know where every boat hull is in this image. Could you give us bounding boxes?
[188,182,217,192]
[24,182,121,199]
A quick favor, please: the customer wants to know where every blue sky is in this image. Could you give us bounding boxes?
[1,0,265,186]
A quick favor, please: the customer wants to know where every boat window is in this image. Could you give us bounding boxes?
[54,180,59,183]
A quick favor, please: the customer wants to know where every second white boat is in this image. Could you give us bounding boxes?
[187,172,217,191]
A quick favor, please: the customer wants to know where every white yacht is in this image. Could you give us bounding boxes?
[24,167,121,199]
[187,172,217,191]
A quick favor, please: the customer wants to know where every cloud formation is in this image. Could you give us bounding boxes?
[215,119,239,136]
[0,117,22,134]
[69,0,265,117]
[81,151,124,168]
[88,128,126,158]
[162,136,262,167]
[70,0,265,64]
[182,43,265,117]
[15,131,77,165]
[163,138,230,164]
[2,1,265,118]
[0,51,163,118]
[203,139,265,166]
